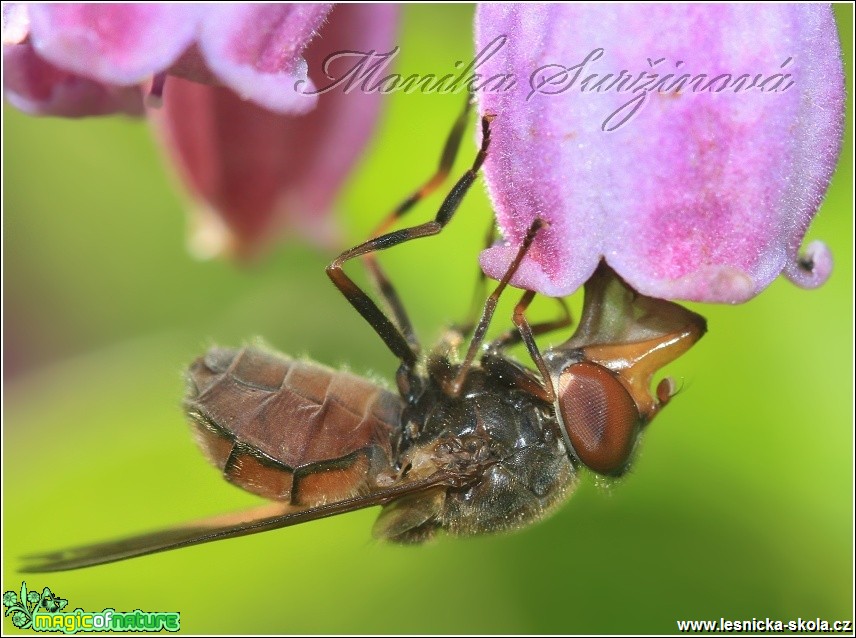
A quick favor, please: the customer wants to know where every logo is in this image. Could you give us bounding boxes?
[3,582,180,633]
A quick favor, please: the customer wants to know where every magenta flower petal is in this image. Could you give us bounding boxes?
[152,3,397,257]
[27,4,199,85]
[3,42,143,117]
[198,3,332,114]
[476,5,844,302]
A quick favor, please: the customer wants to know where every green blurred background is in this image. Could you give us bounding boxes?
[4,5,852,634]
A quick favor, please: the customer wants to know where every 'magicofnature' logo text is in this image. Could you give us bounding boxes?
[3,582,179,633]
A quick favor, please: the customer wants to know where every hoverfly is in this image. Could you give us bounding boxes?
[23,102,705,571]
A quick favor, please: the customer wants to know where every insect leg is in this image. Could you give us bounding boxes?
[506,289,557,402]
[361,98,474,351]
[327,113,493,368]
[368,97,473,238]
[489,297,573,350]
[361,259,419,352]
[448,221,496,341]
[449,218,545,395]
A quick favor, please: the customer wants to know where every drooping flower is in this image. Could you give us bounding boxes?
[3,3,334,116]
[476,5,844,303]
[150,3,398,256]
[3,3,398,257]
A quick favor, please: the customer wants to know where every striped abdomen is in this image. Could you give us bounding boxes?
[184,346,402,506]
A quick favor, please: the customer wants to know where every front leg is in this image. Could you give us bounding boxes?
[326,114,494,368]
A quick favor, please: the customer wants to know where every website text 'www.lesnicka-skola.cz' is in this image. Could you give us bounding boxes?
[676,617,853,633]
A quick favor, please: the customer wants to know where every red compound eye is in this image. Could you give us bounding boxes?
[557,362,641,475]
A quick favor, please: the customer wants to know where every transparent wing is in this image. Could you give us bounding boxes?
[21,473,453,572]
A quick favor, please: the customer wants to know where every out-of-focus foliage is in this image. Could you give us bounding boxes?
[3,5,852,634]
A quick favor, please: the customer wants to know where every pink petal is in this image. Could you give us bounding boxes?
[4,42,144,117]
[198,3,333,115]
[151,4,397,257]
[27,4,199,85]
[477,5,844,302]
[2,3,29,45]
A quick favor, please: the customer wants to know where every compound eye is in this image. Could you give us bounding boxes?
[557,362,641,475]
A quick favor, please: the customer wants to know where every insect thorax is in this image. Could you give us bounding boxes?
[374,356,579,543]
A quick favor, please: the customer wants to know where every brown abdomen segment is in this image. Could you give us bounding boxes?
[184,346,402,506]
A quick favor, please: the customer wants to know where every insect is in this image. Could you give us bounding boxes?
[23,103,705,571]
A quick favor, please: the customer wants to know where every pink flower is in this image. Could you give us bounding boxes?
[2,3,144,116]
[3,3,398,256]
[151,4,397,256]
[3,3,334,116]
[476,5,844,303]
